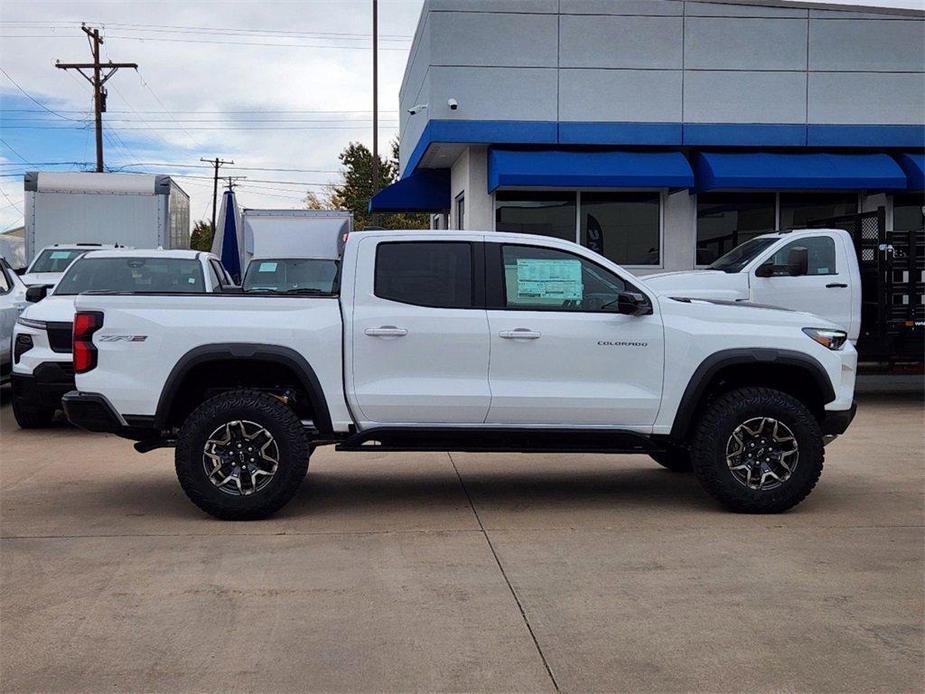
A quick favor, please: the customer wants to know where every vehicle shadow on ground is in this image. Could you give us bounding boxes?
[77,463,716,523]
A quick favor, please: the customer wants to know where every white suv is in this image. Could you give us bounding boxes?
[12,248,232,428]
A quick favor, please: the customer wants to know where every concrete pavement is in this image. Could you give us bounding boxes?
[1,389,922,692]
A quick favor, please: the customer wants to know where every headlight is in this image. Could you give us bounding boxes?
[16,317,46,330]
[803,327,848,350]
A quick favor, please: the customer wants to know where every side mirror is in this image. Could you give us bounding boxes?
[25,285,49,303]
[614,291,652,316]
[787,247,809,277]
[755,262,773,278]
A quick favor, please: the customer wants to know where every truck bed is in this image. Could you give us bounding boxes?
[72,293,352,428]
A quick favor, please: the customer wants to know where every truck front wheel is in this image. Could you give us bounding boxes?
[175,389,310,520]
[691,387,824,513]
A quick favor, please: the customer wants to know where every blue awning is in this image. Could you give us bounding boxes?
[694,152,908,191]
[487,149,694,192]
[895,153,925,191]
[368,169,450,213]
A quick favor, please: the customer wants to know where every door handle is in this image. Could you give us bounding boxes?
[825,283,848,289]
[499,329,541,339]
[365,326,408,337]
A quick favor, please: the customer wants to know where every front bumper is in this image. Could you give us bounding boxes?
[61,391,157,441]
[11,361,75,410]
[821,401,857,437]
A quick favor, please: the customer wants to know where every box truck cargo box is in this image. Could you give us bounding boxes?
[24,172,190,263]
[241,209,353,266]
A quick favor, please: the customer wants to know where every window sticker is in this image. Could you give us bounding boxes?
[515,258,583,300]
[258,262,278,272]
[50,251,72,259]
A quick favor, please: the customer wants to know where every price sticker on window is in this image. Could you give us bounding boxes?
[258,262,278,272]
[515,258,582,300]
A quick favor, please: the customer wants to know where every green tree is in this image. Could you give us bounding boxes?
[307,140,429,231]
[189,220,214,251]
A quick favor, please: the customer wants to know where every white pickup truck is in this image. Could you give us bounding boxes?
[62,231,858,520]
[645,228,862,342]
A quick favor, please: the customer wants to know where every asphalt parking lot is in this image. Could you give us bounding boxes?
[1,385,923,693]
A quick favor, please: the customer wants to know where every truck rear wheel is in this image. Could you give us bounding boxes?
[175,389,310,520]
[691,387,824,513]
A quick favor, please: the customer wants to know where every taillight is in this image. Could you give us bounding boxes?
[73,311,103,374]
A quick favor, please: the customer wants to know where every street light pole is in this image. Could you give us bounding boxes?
[371,0,379,198]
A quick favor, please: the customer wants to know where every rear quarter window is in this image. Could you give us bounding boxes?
[374,242,473,309]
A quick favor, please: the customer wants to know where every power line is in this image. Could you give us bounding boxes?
[0,34,409,50]
[0,138,30,163]
[0,66,85,122]
[0,19,412,40]
[0,187,22,214]
[3,124,400,131]
[0,108,400,114]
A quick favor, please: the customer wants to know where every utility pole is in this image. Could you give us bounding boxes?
[371,0,379,197]
[56,25,137,173]
[201,157,234,233]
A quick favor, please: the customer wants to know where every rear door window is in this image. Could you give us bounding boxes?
[374,242,474,309]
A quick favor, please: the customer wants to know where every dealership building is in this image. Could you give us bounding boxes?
[370,0,924,273]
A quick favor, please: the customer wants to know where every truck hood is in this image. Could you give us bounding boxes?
[21,271,64,288]
[642,270,748,302]
[19,294,77,322]
[659,295,837,332]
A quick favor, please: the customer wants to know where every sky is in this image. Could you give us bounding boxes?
[1,0,923,233]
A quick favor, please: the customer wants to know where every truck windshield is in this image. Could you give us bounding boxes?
[53,257,206,295]
[243,258,338,295]
[29,249,88,273]
[707,237,779,273]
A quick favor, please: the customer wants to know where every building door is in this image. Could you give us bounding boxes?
[483,242,663,428]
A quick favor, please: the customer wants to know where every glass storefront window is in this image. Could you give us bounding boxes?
[579,192,660,266]
[893,193,925,231]
[779,193,858,229]
[495,191,576,242]
[696,193,775,265]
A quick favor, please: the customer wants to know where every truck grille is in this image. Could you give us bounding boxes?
[46,322,73,353]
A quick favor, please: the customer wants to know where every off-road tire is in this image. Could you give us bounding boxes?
[649,444,692,472]
[12,396,56,429]
[175,389,310,520]
[691,387,824,513]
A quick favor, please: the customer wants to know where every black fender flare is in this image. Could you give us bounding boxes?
[669,348,836,440]
[153,343,334,434]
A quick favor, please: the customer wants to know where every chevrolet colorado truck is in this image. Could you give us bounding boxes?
[62,231,858,520]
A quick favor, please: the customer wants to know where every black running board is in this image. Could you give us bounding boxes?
[335,426,659,454]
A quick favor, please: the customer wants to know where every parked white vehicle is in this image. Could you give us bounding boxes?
[644,228,862,342]
[11,249,231,428]
[0,257,28,384]
[240,208,351,269]
[64,231,857,520]
[21,243,121,288]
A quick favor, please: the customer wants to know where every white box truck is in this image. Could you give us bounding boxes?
[24,172,190,265]
[240,209,352,268]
